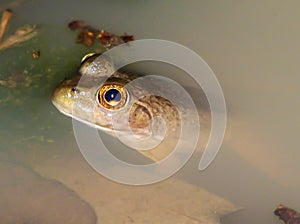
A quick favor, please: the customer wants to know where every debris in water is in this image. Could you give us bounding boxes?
[68,20,135,49]
[32,50,40,59]
[68,20,85,30]
[0,9,12,41]
[0,25,38,51]
[0,70,32,88]
[77,26,96,47]
[274,204,300,224]
[0,9,38,51]
[120,34,134,43]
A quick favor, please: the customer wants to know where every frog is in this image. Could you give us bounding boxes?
[51,53,193,161]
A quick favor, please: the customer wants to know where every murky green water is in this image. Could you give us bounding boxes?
[0,0,300,223]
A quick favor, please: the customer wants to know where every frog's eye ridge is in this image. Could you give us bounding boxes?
[97,84,128,110]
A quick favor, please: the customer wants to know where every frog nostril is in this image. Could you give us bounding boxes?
[71,87,80,94]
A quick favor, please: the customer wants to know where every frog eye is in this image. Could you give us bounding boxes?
[97,84,128,110]
[104,88,122,106]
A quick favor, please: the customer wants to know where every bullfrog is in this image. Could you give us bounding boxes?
[52,53,200,161]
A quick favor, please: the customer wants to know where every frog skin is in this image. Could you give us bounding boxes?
[52,54,189,161]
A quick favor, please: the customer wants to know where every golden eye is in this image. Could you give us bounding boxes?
[97,84,128,110]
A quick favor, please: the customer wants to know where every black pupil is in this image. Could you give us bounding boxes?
[104,89,121,104]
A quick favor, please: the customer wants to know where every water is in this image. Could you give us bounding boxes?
[0,0,299,223]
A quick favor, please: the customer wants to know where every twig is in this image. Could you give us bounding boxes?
[0,9,12,42]
[0,25,38,51]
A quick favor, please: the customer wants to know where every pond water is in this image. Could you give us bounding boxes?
[0,0,299,223]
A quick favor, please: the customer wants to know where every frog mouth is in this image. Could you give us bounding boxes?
[51,100,71,116]
[51,96,153,138]
[51,99,128,135]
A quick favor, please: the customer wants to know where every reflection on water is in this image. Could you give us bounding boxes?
[0,0,300,223]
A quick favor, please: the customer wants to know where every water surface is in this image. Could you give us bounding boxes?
[0,0,299,223]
